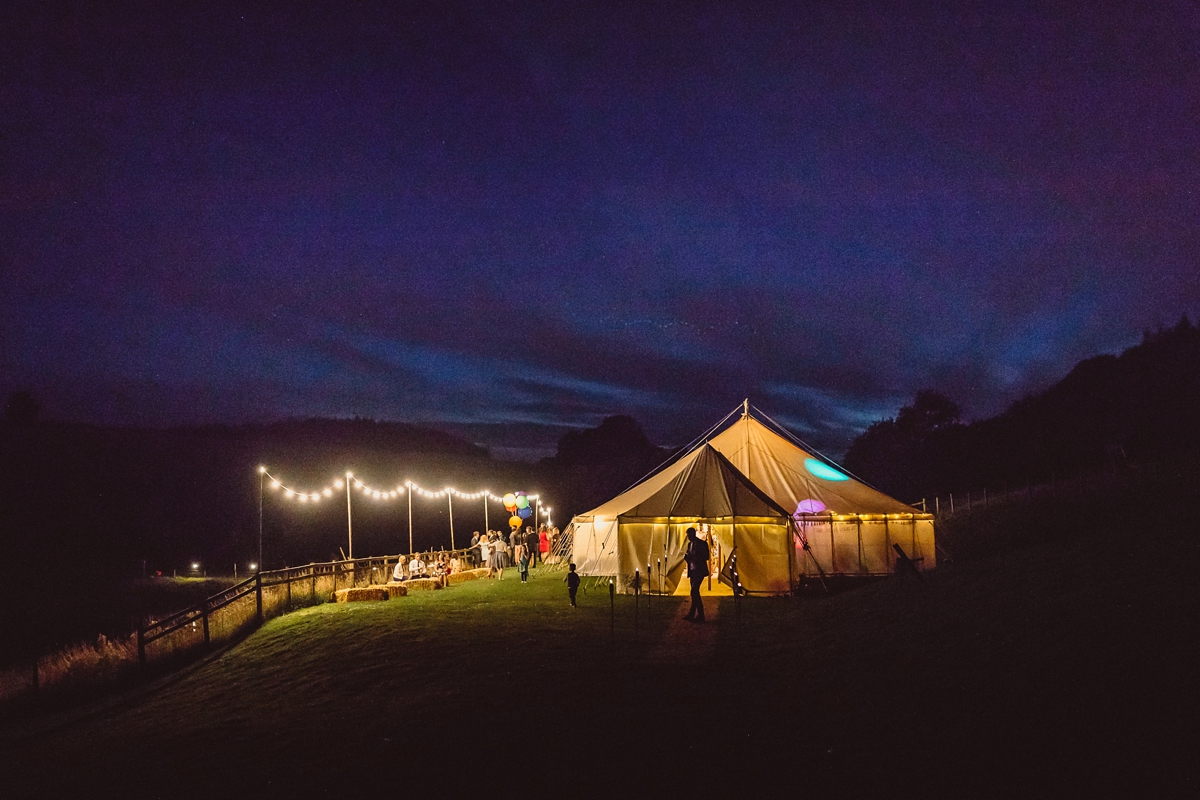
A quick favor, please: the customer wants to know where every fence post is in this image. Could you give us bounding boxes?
[255,571,263,624]
[202,604,210,646]
[311,566,317,603]
[950,493,954,514]
[286,571,292,609]
[137,626,145,666]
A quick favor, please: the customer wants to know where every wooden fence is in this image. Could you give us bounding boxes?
[137,550,479,666]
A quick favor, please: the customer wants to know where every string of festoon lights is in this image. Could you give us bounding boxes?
[260,469,538,505]
[256,467,549,562]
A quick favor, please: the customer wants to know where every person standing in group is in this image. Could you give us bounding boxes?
[683,527,710,623]
[525,526,540,568]
[470,531,481,569]
[479,534,492,578]
[538,526,549,565]
[565,563,580,607]
[489,533,505,580]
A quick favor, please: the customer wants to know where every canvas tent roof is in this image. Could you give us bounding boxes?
[706,412,921,517]
[580,442,792,521]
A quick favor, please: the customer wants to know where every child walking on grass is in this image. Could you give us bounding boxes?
[565,563,580,607]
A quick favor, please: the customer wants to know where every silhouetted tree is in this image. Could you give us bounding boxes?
[844,390,963,501]
[541,415,667,518]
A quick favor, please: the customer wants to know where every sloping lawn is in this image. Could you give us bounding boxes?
[3,475,1197,797]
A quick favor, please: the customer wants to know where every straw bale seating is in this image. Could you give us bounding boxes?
[403,578,442,591]
[469,568,490,579]
[445,571,480,585]
[379,583,408,598]
[334,587,389,603]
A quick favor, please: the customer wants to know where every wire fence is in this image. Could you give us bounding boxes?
[913,461,1173,521]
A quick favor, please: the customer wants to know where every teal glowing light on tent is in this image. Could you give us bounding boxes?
[804,458,849,482]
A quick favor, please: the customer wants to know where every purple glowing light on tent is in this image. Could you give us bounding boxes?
[794,499,826,515]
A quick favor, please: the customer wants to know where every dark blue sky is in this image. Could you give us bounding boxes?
[4,1,1199,459]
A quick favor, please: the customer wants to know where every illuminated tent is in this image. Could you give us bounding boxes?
[570,403,935,594]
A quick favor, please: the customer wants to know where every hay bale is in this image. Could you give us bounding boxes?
[381,583,408,598]
[445,571,479,585]
[469,568,490,579]
[404,578,442,592]
[334,587,389,603]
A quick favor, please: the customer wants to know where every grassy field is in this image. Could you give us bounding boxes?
[2,471,1197,797]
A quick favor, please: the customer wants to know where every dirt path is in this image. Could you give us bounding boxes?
[647,597,720,665]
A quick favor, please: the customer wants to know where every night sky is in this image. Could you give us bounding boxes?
[4,1,1199,459]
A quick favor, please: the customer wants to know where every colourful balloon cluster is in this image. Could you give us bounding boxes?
[502,491,533,529]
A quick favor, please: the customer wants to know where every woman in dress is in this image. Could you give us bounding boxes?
[479,534,492,576]
[489,533,505,580]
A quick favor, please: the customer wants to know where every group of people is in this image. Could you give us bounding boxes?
[469,525,560,581]
[391,551,459,582]
[387,526,712,622]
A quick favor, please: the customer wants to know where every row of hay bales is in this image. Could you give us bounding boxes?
[334,568,491,603]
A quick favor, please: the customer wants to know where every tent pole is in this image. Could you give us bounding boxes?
[883,517,889,574]
[786,516,796,593]
[857,517,864,573]
[829,516,836,574]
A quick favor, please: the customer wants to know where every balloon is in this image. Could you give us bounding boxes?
[515,495,529,510]
[502,493,517,508]
[518,506,532,519]
[509,515,522,528]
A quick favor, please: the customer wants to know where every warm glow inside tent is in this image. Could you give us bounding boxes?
[570,404,935,594]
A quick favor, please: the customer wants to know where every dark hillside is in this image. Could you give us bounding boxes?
[845,317,1200,500]
[2,464,1194,796]
[0,416,535,661]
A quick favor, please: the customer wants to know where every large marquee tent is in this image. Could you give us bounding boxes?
[570,403,935,595]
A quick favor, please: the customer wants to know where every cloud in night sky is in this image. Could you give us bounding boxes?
[3,1,1199,458]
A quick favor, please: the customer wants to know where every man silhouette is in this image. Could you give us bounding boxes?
[683,527,710,623]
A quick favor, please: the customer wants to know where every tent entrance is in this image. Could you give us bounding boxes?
[671,538,733,597]
[671,575,733,597]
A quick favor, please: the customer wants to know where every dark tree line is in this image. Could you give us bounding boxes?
[844,316,1200,502]
[538,414,670,519]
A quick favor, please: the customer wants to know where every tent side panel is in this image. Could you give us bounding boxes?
[795,520,832,575]
[833,521,862,573]
[733,521,791,594]
[573,517,620,576]
[914,519,936,570]
[616,521,691,593]
[859,520,889,574]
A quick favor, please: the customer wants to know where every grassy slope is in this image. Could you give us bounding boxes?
[2,470,1197,798]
